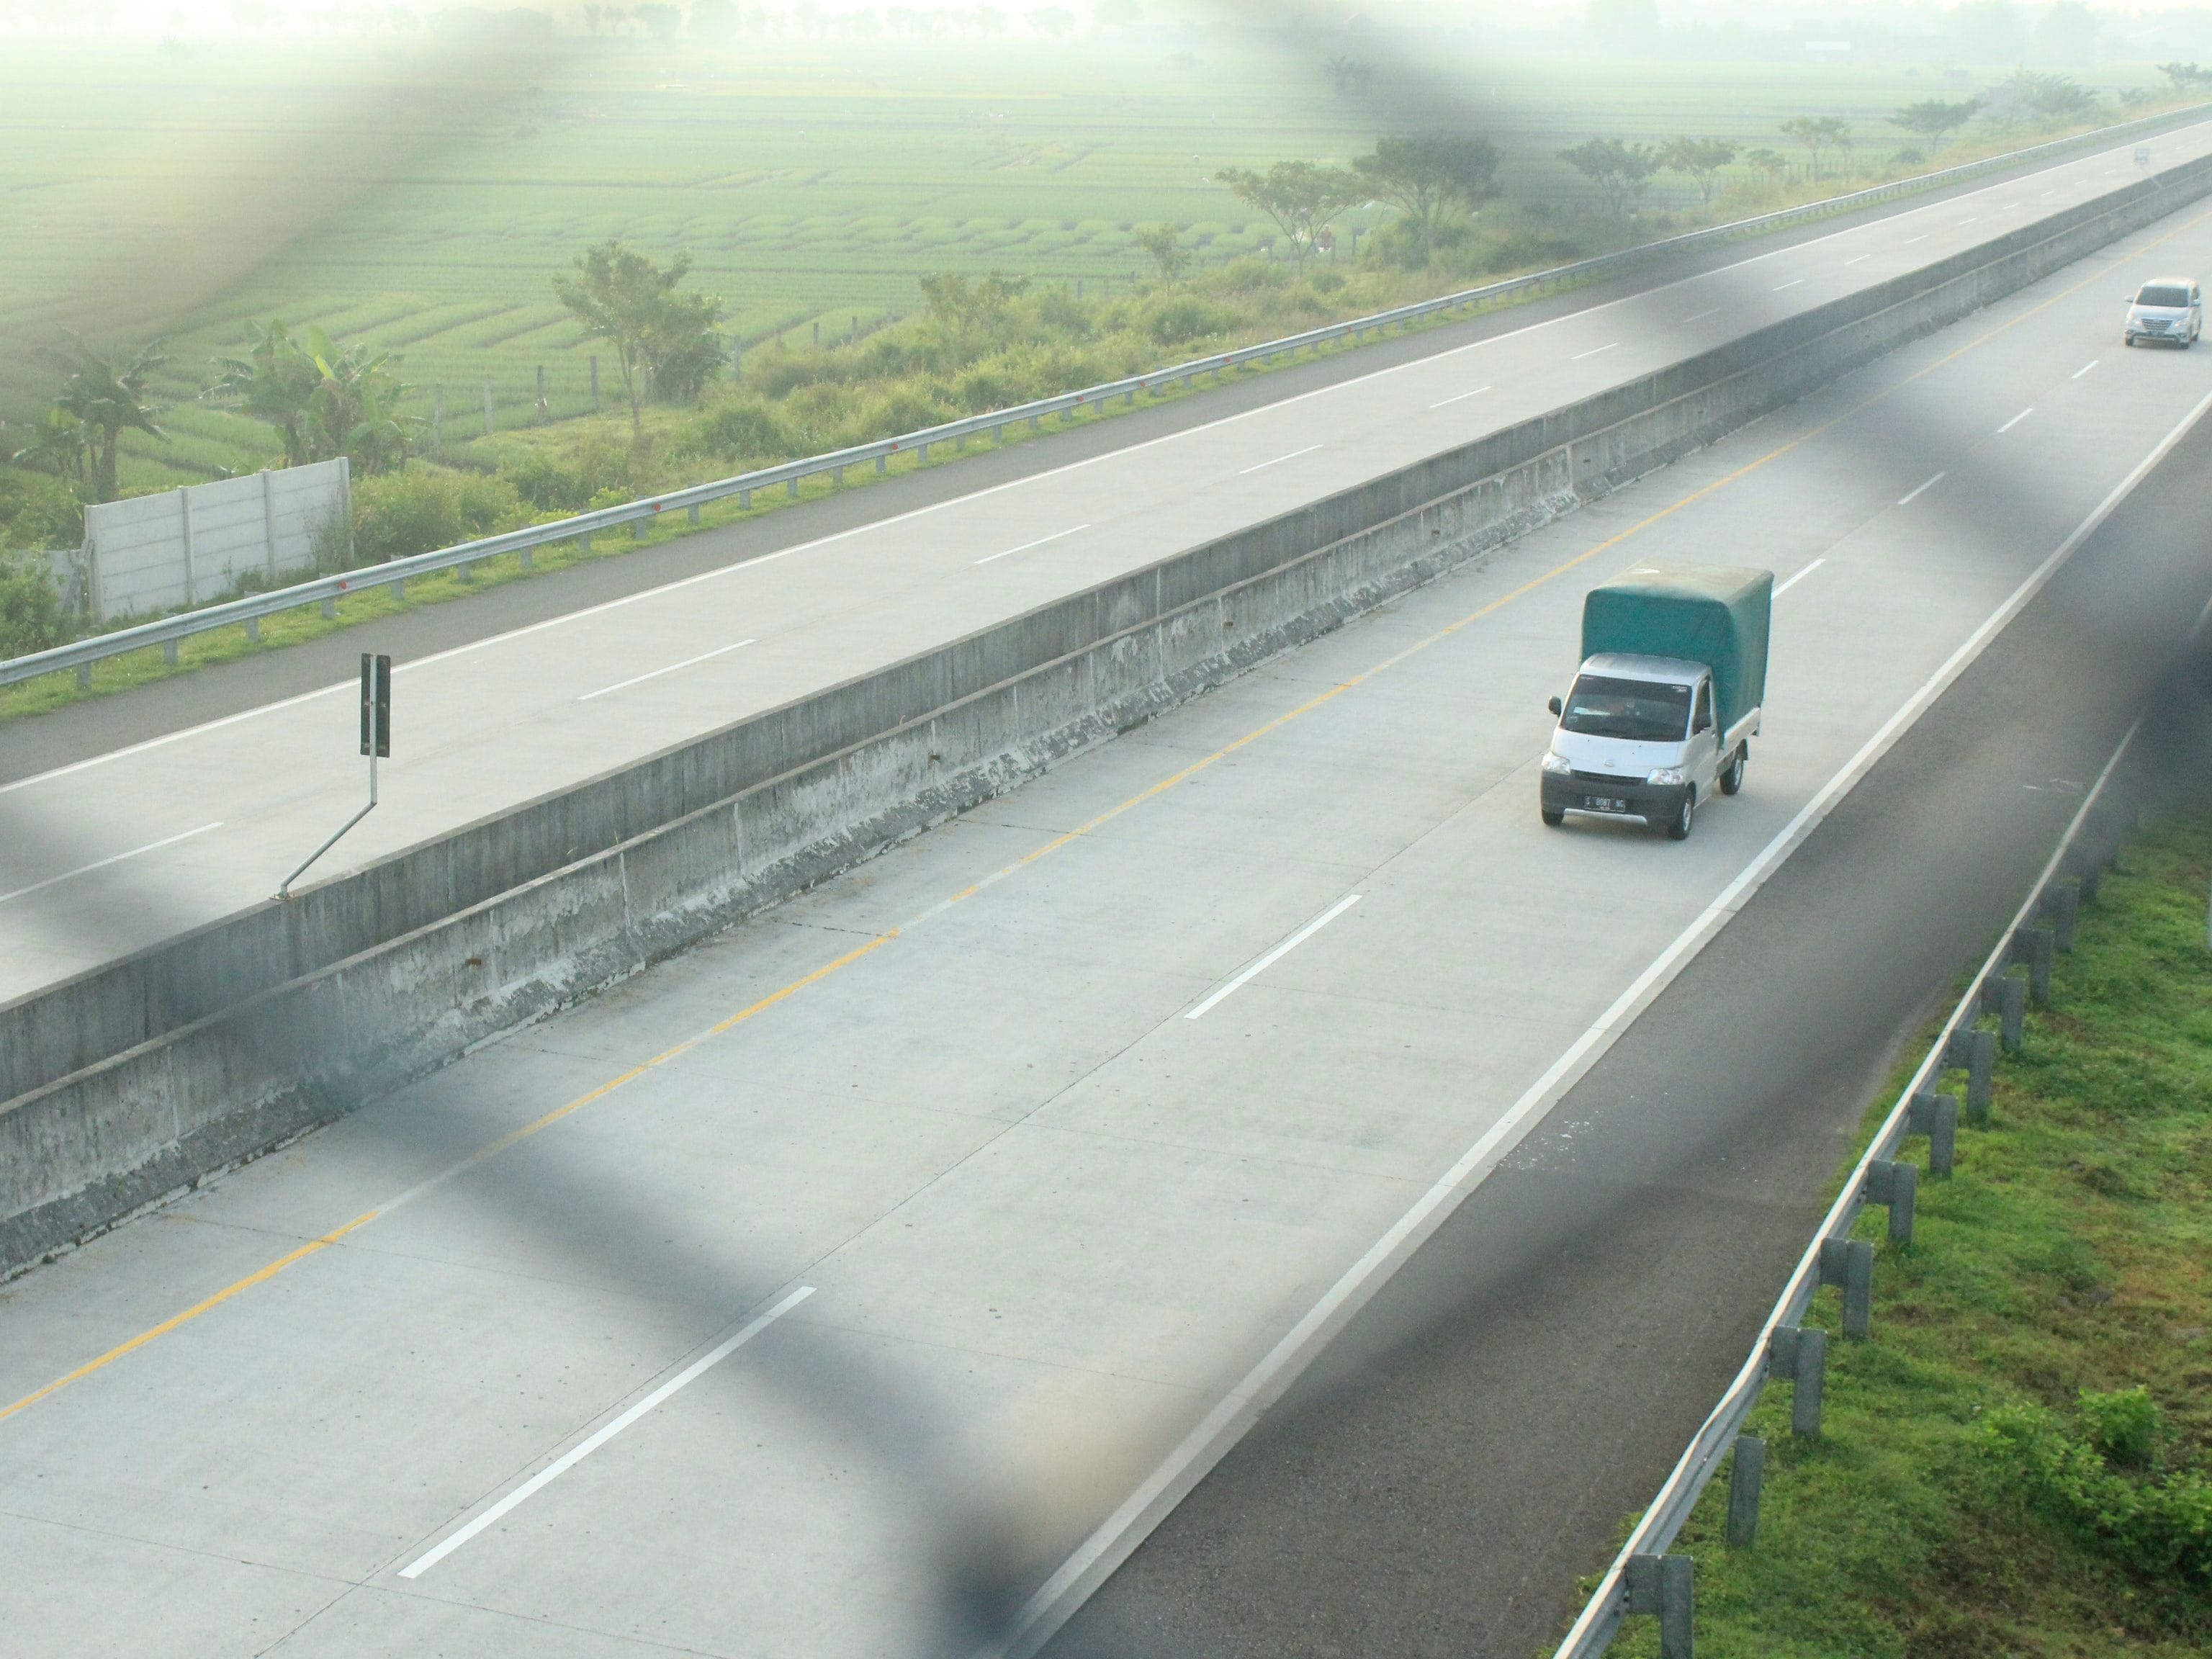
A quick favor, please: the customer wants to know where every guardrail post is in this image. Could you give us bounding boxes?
[2041,881,2080,950]
[1944,1027,1995,1121]
[76,662,91,689]
[1725,1436,1766,1548]
[163,639,178,665]
[1907,1090,1959,1177]
[392,577,405,601]
[1984,970,2027,1052]
[876,455,888,473]
[739,490,751,508]
[1866,1159,1918,1245]
[245,616,259,642]
[1820,1238,1876,1339]
[687,505,700,523]
[1770,1325,1827,1436]
[2014,923,2055,1002]
[520,546,534,567]
[1624,1553,1695,1658]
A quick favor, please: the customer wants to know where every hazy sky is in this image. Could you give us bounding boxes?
[5,0,2209,37]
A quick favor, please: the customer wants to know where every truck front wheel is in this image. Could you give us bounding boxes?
[1666,789,1696,840]
[1541,806,1565,827]
[1719,744,1747,796]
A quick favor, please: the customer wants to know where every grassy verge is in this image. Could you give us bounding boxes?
[1599,790,2212,1658]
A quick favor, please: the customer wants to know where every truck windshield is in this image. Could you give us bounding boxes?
[1560,675,1692,742]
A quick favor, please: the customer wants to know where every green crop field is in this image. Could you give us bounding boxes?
[0,29,2172,494]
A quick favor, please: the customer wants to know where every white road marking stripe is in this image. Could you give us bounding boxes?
[1902,234,1928,245]
[989,377,2212,1659]
[576,639,757,701]
[1429,385,1493,408]
[397,1286,814,1580]
[2073,359,2100,379]
[1183,895,1362,1021]
[1998,406,2035,433]
[1238,445,1322,475]
[1681,307,1721,324]
[1570,342,1618,360]
[0,822,224,907]
[1772,278,1804,291]
[1897,471,1946,506]
[1843,254,1871,266]
[1773,557,1825,595]
[1958,217,1977,225]
[974,524,1093,565]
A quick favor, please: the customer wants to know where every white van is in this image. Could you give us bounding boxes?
[2124,277,2201,348]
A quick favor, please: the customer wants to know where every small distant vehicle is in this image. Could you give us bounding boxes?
[1539,565,1773,841]
[2123,277,2201,348]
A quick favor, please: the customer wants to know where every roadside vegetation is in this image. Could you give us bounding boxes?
[1603,788,2212,1658]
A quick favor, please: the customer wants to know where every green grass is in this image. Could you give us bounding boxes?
[0,33,2181,493]
[1599,789,2212,1658]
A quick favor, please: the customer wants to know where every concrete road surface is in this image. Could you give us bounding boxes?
[4,145,2212,1658]
[3,122,2208,1002]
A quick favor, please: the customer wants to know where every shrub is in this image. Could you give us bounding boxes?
[0,552,69,657]
[1977,1393,2212,1581]
[1142,294,1233,347]
[349,464,523,565]
[503,437,639,512]
[690,397,796,463]
[0,466,84,553]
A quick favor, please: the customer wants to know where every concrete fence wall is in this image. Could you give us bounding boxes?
[6,153,2210,1278]
[81,458,350,623]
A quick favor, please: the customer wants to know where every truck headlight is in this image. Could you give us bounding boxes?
[1542,752,1574,775]
[1647,767,1688,786]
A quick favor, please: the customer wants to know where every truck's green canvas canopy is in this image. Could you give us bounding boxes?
[1581,564,1772,734]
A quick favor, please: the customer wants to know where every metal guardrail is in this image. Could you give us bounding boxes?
[7,102,2211,694]
[1551,721,2144,1658]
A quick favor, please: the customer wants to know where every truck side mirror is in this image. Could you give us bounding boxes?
[1547,696,1563,716]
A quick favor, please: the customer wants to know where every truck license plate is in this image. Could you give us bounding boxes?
[1586,796,1629,813]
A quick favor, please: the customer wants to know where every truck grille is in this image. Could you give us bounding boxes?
[1573,769,1645,786]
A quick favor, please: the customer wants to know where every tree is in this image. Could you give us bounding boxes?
[917,270,1030,338]
[1093,0,1140,28]
[1215,160,1359,271]
[1352,135,1501,259]
[1659,136,1737,207]
[206,320,418,475]
[1138,223,1190,284]
[2001,71,2101,130]
[1557,137,1658,218]
[14,334,167,505]
[2158,62,2212,94]
[1893,98,1983,153]
[1743,146,1790,188]
[1323,54,1373,97]
[1779,116,1851,179]
[552,241,724,431]
[633,2,680,38]
[1028,5,1074,37]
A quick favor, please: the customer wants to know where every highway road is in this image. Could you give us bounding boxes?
[4,120,2211,1003]
[4,139,2212,1657]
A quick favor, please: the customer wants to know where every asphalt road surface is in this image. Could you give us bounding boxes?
[5,145,2212,1659]
[4,119,2209,1003]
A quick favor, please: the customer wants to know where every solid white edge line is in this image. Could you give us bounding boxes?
[0,821,224,906]
[984,380,2212,1659]
[1999,405,2036,432]
[2074,358,2100,378]
[1429,385,1493,408]
[396,1286,814,1580]
[1570,342,1619,359]
[1897,469,1948,505]
[1238,444,1323,475]
[974,524,1093,565]
[13,114,2205,800]
[576,639,757,702]
[1184,894,1362,1021]
[1773,557,1826,595]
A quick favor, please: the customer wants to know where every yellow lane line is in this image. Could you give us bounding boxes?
[7,204,2200,1428]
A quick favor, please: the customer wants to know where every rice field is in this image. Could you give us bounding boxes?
[0,30,2169,490]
